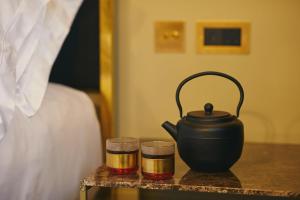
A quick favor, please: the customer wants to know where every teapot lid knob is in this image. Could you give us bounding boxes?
[204,103,213,115]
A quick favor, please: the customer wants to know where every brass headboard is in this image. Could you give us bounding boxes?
[99,0,115,152]
[71,0,115,155]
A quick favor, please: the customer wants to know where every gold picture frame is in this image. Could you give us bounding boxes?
[196,21,250,54]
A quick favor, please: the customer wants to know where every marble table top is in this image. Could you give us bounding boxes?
[81,143,300,198]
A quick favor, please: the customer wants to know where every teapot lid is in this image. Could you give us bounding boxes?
[186,103,233,122]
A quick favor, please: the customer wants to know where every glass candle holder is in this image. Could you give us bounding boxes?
[141,141,175,180]
[106,137,139,175]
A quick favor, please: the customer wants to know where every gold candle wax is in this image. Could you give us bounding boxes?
[106,137,139,175]
[141,141,175,180]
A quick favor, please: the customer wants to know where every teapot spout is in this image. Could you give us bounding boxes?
[162,121,177,141]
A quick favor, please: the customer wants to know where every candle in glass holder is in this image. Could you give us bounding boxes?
[106,137,139,175]
[141,141,175,180]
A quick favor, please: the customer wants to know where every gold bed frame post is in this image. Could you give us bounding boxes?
[80,1,114,199]
[100,0,115,151]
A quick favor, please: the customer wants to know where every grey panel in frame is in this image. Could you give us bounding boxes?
[196,21,250,54]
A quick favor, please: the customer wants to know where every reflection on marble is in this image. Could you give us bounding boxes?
[82,143,300,198]
[179,170,241,188]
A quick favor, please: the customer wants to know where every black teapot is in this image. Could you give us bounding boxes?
[162,71,244,172]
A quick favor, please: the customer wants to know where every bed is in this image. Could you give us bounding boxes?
[0,83,102,200]
[0,0,114,199]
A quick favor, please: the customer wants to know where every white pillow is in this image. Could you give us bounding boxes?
[0,0,83,141]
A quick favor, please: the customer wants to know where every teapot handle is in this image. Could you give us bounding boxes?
[176,71,244,118]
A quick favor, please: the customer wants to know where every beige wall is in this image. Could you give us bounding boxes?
[116,0,300,144]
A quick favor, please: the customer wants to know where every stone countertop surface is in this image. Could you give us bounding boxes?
[81,143,300,198]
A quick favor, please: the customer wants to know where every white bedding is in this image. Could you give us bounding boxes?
[0,83,102,200]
